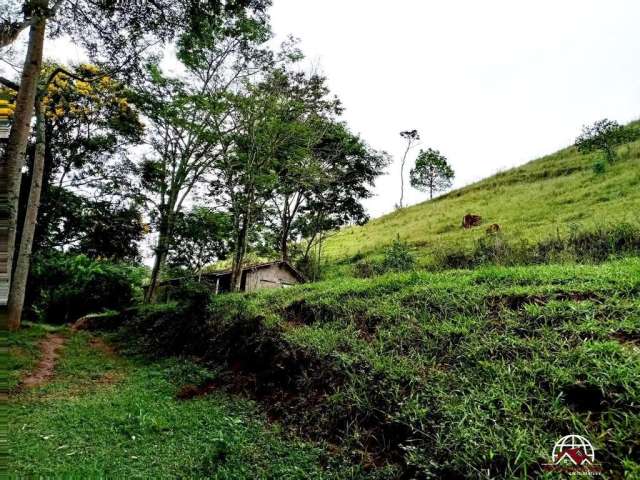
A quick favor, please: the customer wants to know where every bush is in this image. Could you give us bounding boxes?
[117,282,212,356]
[592,159,606,174]
[26,253,146,324]
[352,259,384,278]
[293,254,320,281]
[352,238,416,278]
[568,222,640,261]
[382,237,416,271]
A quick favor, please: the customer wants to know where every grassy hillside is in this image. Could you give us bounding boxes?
[103,258,640,478]
[324,121,640,267]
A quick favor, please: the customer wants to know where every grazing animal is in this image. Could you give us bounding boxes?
[486,223,501,234]
[462,214,482,229]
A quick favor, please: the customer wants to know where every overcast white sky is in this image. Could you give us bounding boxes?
[270,0,640,216]
[3,1,639,218]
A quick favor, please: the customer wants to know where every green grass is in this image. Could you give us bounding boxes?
[9,124,640,479]
[323,121,640,271]
[5,325,369,479]
[10,263,639,478]
[194,258,640,478]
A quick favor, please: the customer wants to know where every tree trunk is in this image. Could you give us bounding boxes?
[3,2,47,298]
[399,148,408,209]
[7,99,45,330]
[145,213,172,303]
[314,230,324,281]
[230,215,248,292]
[279,223,290,261]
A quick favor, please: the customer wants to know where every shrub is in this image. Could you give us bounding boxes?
[568,222,640,261]
[293,253,322,281]
[352,259,383,278]
[436,223,640,270]
[119,282,212,356]
[382,236,416,271]
[26,252,146,324]
[352,238,416,278]
[592,159,606,174]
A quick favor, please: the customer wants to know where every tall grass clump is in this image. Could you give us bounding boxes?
[353,236,416,278]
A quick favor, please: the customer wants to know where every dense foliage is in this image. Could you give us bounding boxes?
[167,207,234,273]
[26,253,145,323]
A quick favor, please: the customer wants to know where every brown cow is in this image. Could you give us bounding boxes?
[462,214,482,229]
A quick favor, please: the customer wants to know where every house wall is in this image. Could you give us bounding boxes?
[244,264,299,292]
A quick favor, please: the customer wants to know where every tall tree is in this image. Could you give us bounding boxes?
[7,94,45,329]
[294,122,389,274]
[2,0,48,301]
[264,71,342,261]
[5,63,143,328]
[211,75,291,291]
[137,71,228,302]
[140,6,272,301]
[31,64,144,258]
[409,148,454,200]
[398,129,419,208]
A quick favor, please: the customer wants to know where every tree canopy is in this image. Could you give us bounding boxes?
[409,148,454,200]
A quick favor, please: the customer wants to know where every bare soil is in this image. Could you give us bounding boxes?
[20,333,66,388]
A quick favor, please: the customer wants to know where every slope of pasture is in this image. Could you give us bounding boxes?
[114,258,640,478]
[324,121,640,265]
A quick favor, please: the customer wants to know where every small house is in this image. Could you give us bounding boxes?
[201,260,305,293]
[152,261,305,300]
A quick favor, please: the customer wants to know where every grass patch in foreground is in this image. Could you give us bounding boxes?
[6,329,370,479]
[177,258,639,478]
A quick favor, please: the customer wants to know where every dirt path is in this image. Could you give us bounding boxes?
[21,333,66,388]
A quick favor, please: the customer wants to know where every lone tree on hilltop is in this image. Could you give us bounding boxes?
[398,129,420,208]
[574,118,633,164]
[409,148,454,200]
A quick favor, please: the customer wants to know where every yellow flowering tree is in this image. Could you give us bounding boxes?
[7,63,145,330]
[39,63,143,188]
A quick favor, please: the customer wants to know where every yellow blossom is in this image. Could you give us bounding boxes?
[75,80,93,94]
[80,63,100,74]
[100,76,114,88]
[54,78,69,89]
